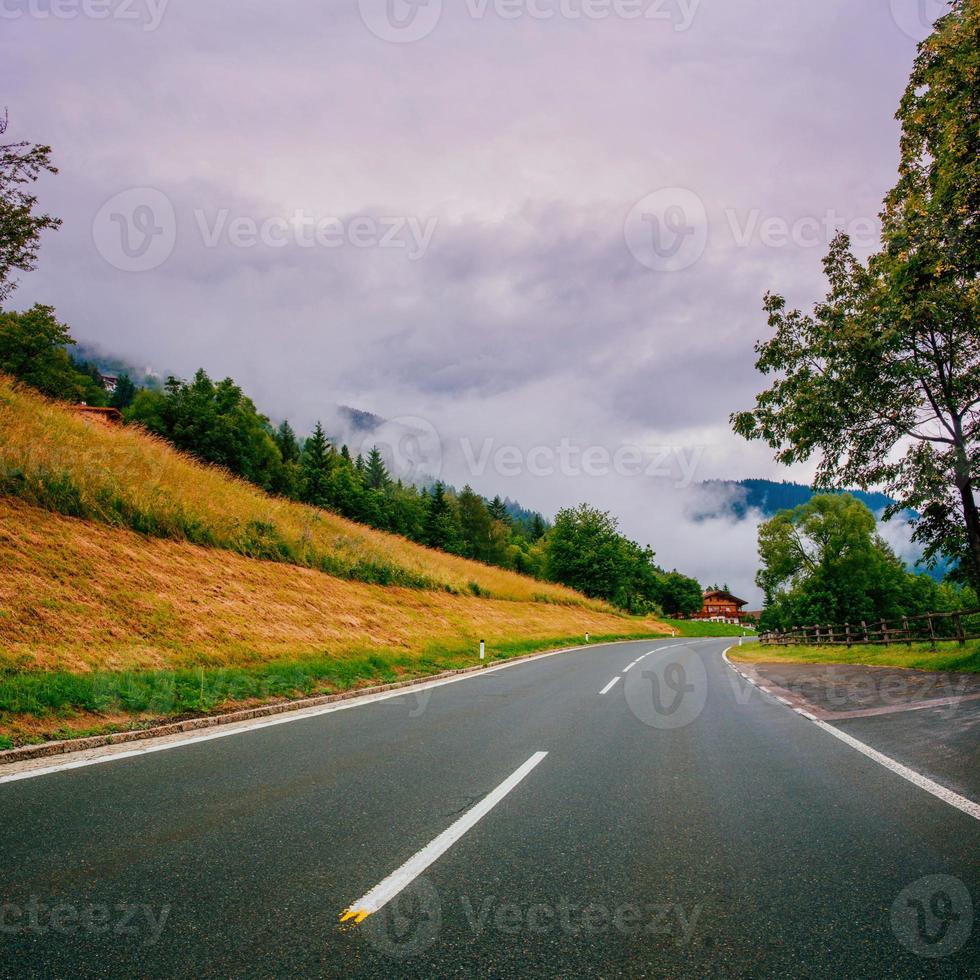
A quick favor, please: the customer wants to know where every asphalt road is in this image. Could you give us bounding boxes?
[1,638,977,978]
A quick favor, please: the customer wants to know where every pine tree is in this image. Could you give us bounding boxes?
[275,420,301,464]
[488,496,511,525]
[300,422,332,506]
[529,513,547,541]
[425,483,461,553]
[364,446,390,490]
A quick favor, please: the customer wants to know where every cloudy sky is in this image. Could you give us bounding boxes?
[4,0,945,601]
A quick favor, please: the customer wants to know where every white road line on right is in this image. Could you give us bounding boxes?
[811,719,980,821]
[599,677,621,695]
[721,645,980,822]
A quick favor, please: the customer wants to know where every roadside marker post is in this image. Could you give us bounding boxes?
[585,632,590,644]
[479,640,485,662]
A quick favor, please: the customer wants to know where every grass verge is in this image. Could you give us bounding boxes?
[0,632,660,747]
[729,640,980,674]
[663,619,754,637]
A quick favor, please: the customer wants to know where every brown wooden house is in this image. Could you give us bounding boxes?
[690,589,748,622]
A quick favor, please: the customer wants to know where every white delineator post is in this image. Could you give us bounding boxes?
[480,639,485,661]
[585,632,590,644]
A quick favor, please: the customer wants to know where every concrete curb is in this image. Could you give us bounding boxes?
[1,637,663,767]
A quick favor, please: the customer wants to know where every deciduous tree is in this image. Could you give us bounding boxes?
[0,110,60,302]
[732,2,980,592]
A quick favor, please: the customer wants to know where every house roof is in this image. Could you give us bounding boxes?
[72,405,122,424]
[703,589,747,607]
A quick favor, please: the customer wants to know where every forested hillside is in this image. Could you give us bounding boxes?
[696,479,896,520]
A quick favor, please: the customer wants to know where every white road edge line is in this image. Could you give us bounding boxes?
[1,638,671,786]
[599,677,621,695]
[811,719,980,821]
[720,646,980,822]
[340,751,549,923]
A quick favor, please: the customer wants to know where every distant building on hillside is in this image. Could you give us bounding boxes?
[72,405,122,426]
[690,589,748,623]
[99,373,119,394]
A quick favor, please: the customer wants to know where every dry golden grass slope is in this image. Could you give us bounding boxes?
[0,375,597,604]
[0,378,671,745]
[0,498,667,675]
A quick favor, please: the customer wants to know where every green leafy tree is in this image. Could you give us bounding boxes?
[733,3,980,592]
[657,571,704,617]
[615,538,661,614]
[458,485,494,561]
[326,454,364,517]
[0,305,98,401]
[757,494,934,629]
[387,481,427,541]
[125,369,284,491]
[0,110,61,302]
[546,505,626,602]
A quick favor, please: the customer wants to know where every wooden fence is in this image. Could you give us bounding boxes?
[759,609,980,649]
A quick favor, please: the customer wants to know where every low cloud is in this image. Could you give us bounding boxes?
[3,0,923,602]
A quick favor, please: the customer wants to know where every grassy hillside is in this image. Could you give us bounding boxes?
[0,379,678,745]
[0,376,591,605]
[0,499,669,745]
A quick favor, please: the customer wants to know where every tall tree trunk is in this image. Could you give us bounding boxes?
[957,475,980,597]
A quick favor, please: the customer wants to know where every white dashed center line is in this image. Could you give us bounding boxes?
[340,751,549,923]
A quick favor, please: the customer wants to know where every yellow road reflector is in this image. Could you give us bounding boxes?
[339,908,369,925]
